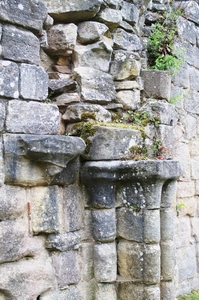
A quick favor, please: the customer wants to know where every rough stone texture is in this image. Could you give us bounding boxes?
[121,1,139,25]
[177,16,196,45]
[113,28,142,51]
[80,242,94,281]
[74,41,112,72]
[110,50,141,80]
[6,100,59,135]
[77,21,109,44]
[176,245,196,282]
[94,242,117,282]
[31,186,62,234]
[96,8,122,30]
[95,283,116,300]
[44,0,103,23]
[45,23,77,55]
[92,209,116,242]
[48,79,77,94]
[0,137,4,187]
[20,64,48,101]
[115,80,140,90]
[2,25,40,65]
[178,1,199,25]
[74,67,116,103]
[161,208,174,241]
[46,231,81,251]
[52,251,81,288]
[0,0,47,33]
[161,281,175,300]
[0,102,6,133]
[175,217,191,249]
[0,61,19,99]
[143,244,160,284]
[161,241,175,280]
[116,90,140,109]
[52,93,81,106]
[144,209,160,243]
[118,283,144,300]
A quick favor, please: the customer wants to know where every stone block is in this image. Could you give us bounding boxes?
[51,92,80,106]
[143,244,160,284]
[31,186,63,234]
[0,257,54,300]
[44,0,102,23]
[63,184,83,232]
[160,208,174,241]
[95,283,116,300]
[0,61,19,98]
[118,240,143,281]
[2,25,40,65]
[45,23,77,55]
[177,180,195,199]
[103,0,122,9]
[176,197,196,218]
[48,79,77,94]
[20,64,48,101]
[62,103,111,123]
[74,67,116,103]
[177,16,196,45]
[144,286,160,300]
[171,63,190,89]
[190,67,199,92]
[0,102,6,132]
[110,50,141,84]
[6,100,59,134]
[176,245,196,282]
[161,281,175,300]
[0,136,4,186]
[113,28,142,51]
[78,21,109,44]
[116,90,140,110]
[92,209,116,242]
[0,0,47,33]
[184,91,199,115]
[174,142,191,180]
[161,241,175,280]
[175,217,191,248]
[52,251,81,288]
[178,1,199,25]
[115,80,140,90]
[94,242,117,282]
[46,231,81,251]
[141,70,171,100]
[121,2,139,25]
[190,139,199,157]
[118,283,144,300]
[97,8,122,30]
[81,209,93,240]
[80,242,94,281]
[144,209,160,243]
[191,218,199,242]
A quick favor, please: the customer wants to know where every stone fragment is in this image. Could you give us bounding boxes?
[0,0,47,33]
[62,103,111,123]
[116,90,140,109]
[141,70,171,100]
[0,61,19,99]
[6,100,59,134]
[95,283,116,300]
[44,14,54,30]
[178,1,199,25]
[45,23,77,56]
[177,16,196,45]
[74,67,116,103]
[121,1,139,25]
[97,8,122,30]
[115,81,139,90]
[2,25,40,65]
[49,79,77,94]
[110,50,141,80]
[52,65,72,73]
[20,64,48,101]
[52,93,80,106]
[0,257,54,300]
[31,186,63,234]
[94,242,117,282]
[63,184,83,232]
[78,21,109,44]
[46,232,81,251]
[52,251,81,288]
[74,41,112,72]
[44,0,102,22]
[40,49,54,72]
[92,209,116,242]
[113,28,142,51]
[176,245,196,282]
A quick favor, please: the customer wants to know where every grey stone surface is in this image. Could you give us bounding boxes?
[113,28,142,51]
[161,281,175,300]
[74,40,112,72]
[78,21,109,44]
[31,186,63,234]
[144,285,160,300]
[141,70,171,100]
[6,100,59,134]
[177,16,196,45]
[2,25,40,65]
[161,180,177,208]
[174,217,191,249]
[116,90,140,109]
[45,23,77,55]
[118,283,144,300]
[190,67,199,92]
[0,61,19,99]
[52,250,81,287]
[52,92,80,106]
[110,50,141,80]
[44,0,103,22]
[103,0,123,9]
[0,0,47,33]
[172,63,190,89]
[143,244,160,284]
[74,67,116,103]
[176,245,196,282]
[121,1,139,25]
[95,283,116,300]
[48,79,77,94]
[0,137,4,187]
[144,209,160,243]
[20,64,48,101]
[94,242,117,282]
[96,8,122,30]
[92,209,116,242]
[80,242,94,280]
[178,1,199,25]
[161,241,175,280]
[63,103,111,123]
[46,232,81,251]
[161,208,174,241]
[0,101,6,132]
[115,80,140,90]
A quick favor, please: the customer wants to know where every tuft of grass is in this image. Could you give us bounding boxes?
[178,291,199,300]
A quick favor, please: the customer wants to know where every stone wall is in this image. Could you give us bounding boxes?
[0,0,199,299]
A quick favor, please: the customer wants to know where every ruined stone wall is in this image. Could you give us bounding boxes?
[0,0,199,299]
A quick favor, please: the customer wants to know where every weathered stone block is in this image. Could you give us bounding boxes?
[46,231,81,251]
[52,251,81,288]
[178,1,199,25]
[113,28,142,51]
[161,281,175,300]
[144,209,160,243]
[0,136,4,187]
[177,16,196,45]
[81,209,93,240]
[176,245,196,282]
[94,242,117,282]
[141,70,171,100]
[2,25,40,65]
[176,197,196,218]
[74,41,112,72]
[116,90,140,110]
[172,63,190,89]
[63,184,83,232]
[6,100,59,134]
[185,91,199,115]
[49,79,77,94]
[0,0,47,33]
[161,180,177,208]
[190,67,199,92]
[92,209,116,242]
[121,2,139,25]
[143,244,160,284]
[115,80,140,90]
[0,61,19,99]
[95,283,116,300]
[20,64,48,101]
[161,241,175,280]
[175,217,191,248]
[78,21,109,44]
[161,208,174,241]
[97,8,122,30]
[31,186,63,234]
[52,92,80,106]
[110,50,141,80]
[0,102,6,133]
[80,242,94,281]
[144,285,160,300]
[45,23,77,55]
[118,282,144,300]
[74,67,116,103]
